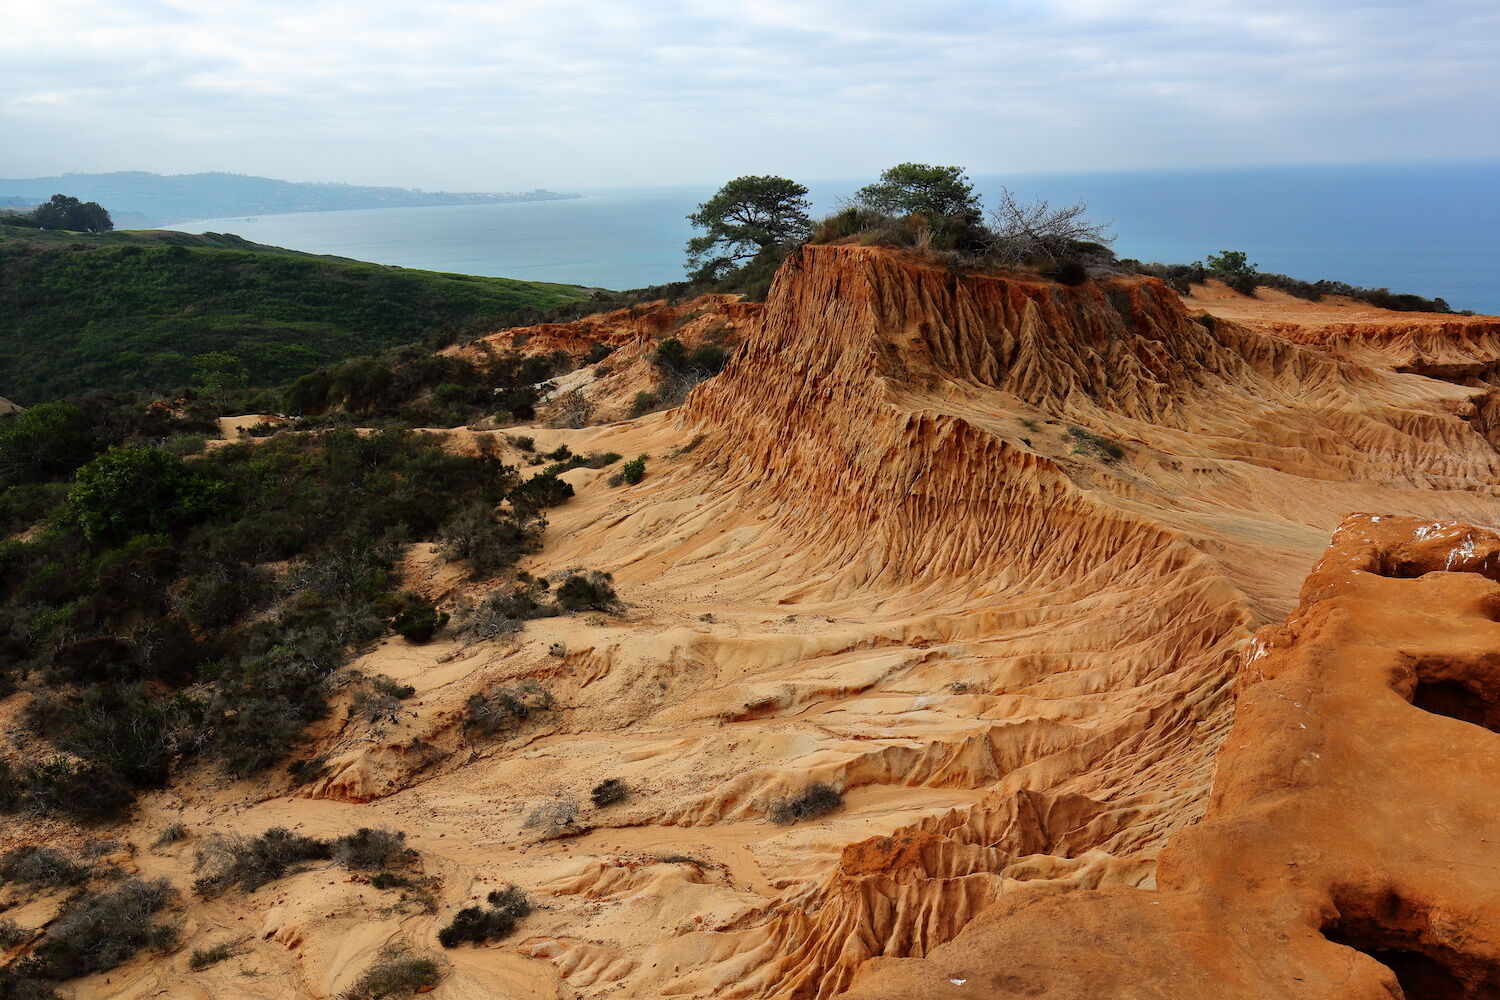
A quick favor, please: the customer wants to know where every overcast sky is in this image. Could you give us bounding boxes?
[2,0,1497,191]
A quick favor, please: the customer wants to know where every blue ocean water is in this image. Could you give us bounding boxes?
[177,161,1500,314]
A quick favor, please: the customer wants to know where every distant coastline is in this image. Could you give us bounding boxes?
[171,164,1500,312]
[0,170,580,228]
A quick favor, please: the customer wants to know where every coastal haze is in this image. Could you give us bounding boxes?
[174,163,1500,313]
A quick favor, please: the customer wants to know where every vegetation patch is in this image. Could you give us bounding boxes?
[338,949,443,1000]
[0,846,90,889]
[591,778,628,808]
[437,886,531,948]
[0,223,589,404]
[188,940,245,971]
[0,425,567,814]
[193,825,412,896]
[0,876,178,995]
[769,783,844,824]
[463,681,554,739]
[1065,427,1126,463]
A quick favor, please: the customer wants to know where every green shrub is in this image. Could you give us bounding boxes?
[350,673,417,722]
[388,594,448,643]
[452,577,558,641]
[507,471,573,516]
[620,455,646,485]
[769,783,843,824]
[1065,427,1125,462]
[0,402,94,485]
[67,446,228,544]
[437,504,544,579]
[188,940,243,971]
[0,918,28,949]
[556,571,619,613]
[331,828,413,871]
[0,757,134,822]
[629,392,660,417]
[437,886,531,948]
[591,778,628,808]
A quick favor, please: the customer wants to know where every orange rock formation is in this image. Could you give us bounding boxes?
[846,513,1500,999]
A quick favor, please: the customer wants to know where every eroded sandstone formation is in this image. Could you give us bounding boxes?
[846,513,1500,999]
[7,247,1500,1000]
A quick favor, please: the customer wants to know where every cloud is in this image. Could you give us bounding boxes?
[0,0,1495,188]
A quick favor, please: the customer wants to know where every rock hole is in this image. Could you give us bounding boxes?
[1323,894,1489,999]
[1412,679,1500,733]
[1323,930,1465,999]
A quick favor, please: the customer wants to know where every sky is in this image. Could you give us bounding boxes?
[2,0,1498,191]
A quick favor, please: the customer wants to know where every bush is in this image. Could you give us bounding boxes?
[438,504,543,578]
[524,794,581,837]
[331,828,413,871]
[339,950,442,1000]
[154,822,190,847]
[620,455,646,485]
[67,446,228,544]
[437,886,531,948]
[464,680,554,739]
[0,758,134,822]
[388,594,448,644]
[193,827,334,896]
[0,847,89,889]
[0,918,28,949]
[0,402,93,485]
[507,471,573,516]
[591,778,628,808]
[769,783,843,824]
[452,578,559,641]
[22,877,178,981]
[555,571,619,613]
[350,673,417,723]
[629,391,661,417]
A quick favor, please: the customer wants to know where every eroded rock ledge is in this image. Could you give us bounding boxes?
[844,513,1500,999]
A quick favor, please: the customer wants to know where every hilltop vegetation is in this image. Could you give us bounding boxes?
[0,224,590,404]
[0,170,578,226]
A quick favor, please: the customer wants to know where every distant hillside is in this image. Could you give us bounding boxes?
[0,171,580,226]
[0,224,590,404]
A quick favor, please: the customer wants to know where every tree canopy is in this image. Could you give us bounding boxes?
[67,446,228,544]
[685,175,812,281]
[30,194,113,233]
[855,164,982,226]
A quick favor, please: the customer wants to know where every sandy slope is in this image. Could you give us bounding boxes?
[11,249,1500,999]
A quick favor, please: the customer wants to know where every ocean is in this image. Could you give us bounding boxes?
[176,161,1500,314]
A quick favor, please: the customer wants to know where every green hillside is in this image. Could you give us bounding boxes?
[0,225,590,404]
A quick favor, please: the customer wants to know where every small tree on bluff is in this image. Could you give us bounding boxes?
[31,193,113,233]
[855,163,984,248]
[686,176,812,281]
[856,163,981,223]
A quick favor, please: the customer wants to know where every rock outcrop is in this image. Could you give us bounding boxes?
[846,513,1500,999]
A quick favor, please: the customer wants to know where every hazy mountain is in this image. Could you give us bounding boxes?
[0,171,579,227]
